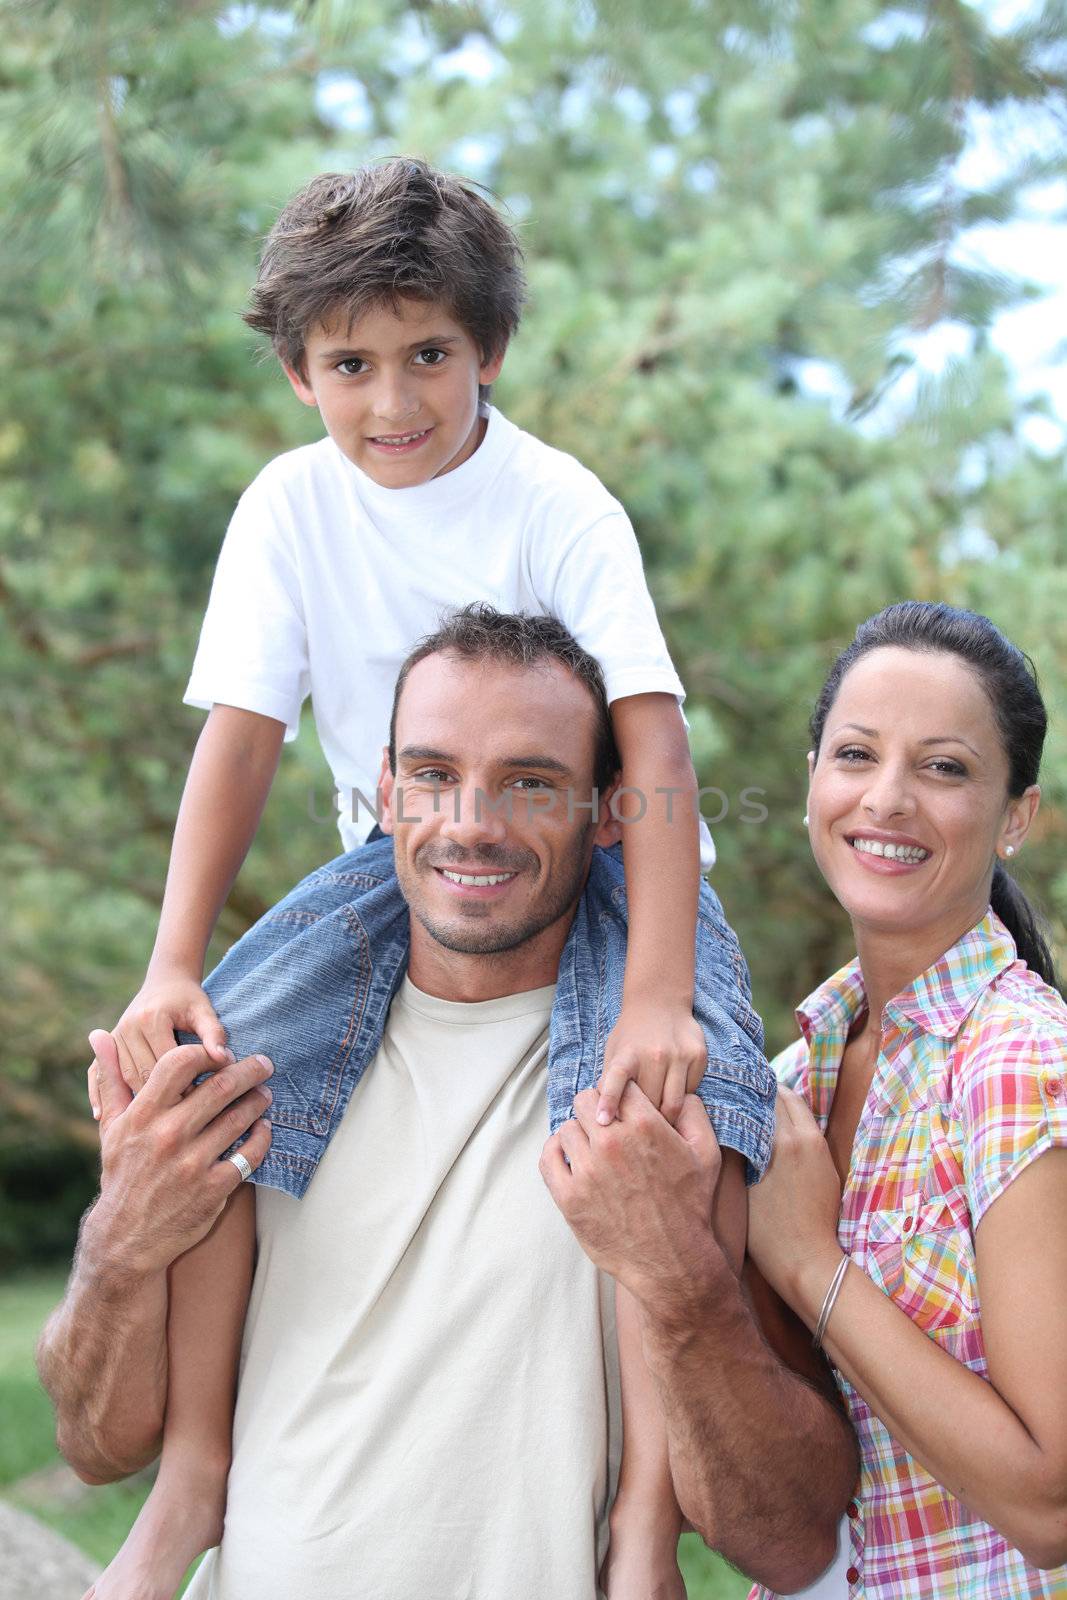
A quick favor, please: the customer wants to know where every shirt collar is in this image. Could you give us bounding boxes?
[883,909,1017,1038]
[797,960,868,1045]
[794,910,1017,1119]
[795,961,868,1124]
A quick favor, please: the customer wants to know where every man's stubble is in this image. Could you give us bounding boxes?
[403,824,597,958]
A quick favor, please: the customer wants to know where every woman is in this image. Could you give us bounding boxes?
[747,601,1067,1599]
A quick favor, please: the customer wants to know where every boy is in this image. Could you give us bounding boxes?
[86,159,770,1599]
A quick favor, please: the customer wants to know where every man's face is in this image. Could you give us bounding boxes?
[283,298,504,488]
[381,653,618,968]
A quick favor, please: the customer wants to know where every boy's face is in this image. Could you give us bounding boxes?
[283,299,504,488]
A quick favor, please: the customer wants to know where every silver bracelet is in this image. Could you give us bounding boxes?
[812,1255,850,1352]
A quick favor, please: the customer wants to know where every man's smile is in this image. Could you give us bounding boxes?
[432,863,523,899]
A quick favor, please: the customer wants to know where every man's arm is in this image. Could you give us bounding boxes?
[638,1159,856,1590]
[36,1030,273,1482]
[37,1209,170,1483]
[541,1087,857,1594]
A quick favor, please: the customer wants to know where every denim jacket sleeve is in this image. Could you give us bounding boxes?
[550,845,775,1183]
[189,838,409,1197]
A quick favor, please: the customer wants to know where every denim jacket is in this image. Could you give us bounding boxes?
[200,837,773,1198]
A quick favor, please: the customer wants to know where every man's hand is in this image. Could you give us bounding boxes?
[37,1031,273,1483]
[539,1084,720,1308]
[84,1027,274,1278]
[595,998,707,1126]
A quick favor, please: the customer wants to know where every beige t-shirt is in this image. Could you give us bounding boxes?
[188,979,621,1600]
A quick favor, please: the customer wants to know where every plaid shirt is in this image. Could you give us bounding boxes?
[752,910,1067,1600]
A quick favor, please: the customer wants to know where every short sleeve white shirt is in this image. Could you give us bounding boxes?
[185,408,690,851]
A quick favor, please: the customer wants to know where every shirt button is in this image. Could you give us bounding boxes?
[846,1566,860,1585]
[847,1500,860,1518]
[903,1215,915,1232]
[1046,1078,1062,1098]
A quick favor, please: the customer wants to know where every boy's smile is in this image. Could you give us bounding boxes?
[284,299,504,488]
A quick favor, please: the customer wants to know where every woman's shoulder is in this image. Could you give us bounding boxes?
[769,1035,810,1092]
[951,959,1067,1226]
[951,957,1067,1105]
[967,956,1067,1049]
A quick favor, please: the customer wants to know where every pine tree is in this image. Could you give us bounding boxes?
[2,0,1064,1154]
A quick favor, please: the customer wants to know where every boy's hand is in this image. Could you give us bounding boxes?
[596,997,707,1127]
[90,973,229,1110]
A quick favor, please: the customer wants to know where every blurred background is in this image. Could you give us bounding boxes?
[2,0,1065,1591]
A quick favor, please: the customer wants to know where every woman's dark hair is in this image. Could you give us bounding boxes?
[810,600,1061,992]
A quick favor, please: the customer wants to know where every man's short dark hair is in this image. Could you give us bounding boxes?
[243,158,526,399]
[389,605,620,793]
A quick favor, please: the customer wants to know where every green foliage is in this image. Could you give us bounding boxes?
[3,0,1065,1153]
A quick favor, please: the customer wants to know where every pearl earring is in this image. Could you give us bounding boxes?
[803,814,809,826]
[1005,844,1016,859]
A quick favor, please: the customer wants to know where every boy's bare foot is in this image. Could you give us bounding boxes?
[80,1464,226,1600]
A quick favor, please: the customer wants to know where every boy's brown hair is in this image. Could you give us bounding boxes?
[244,158,526,393]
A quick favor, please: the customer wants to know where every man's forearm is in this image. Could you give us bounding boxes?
[36,1204,169,1482]
[638,1243,858,1594]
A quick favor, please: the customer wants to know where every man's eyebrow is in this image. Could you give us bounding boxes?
[397,746,574,776]
[319,335,462,361]
[397,745,455,764]
[497,755,573,776]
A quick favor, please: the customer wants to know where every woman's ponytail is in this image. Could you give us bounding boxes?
[991,863,1062,995]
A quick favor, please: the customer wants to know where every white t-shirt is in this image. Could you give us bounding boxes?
[186,978,621,1600]
[185,407,695,853]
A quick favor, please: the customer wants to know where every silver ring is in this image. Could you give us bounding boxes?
[226,1151,253,1183]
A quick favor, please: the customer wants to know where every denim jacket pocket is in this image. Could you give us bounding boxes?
[864,1190,979,1335]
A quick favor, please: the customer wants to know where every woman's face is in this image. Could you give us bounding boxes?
[807,646,1038,945]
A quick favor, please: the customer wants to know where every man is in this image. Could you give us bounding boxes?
[39,610,856,1597]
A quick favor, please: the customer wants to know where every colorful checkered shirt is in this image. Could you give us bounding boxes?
[751,910,1067,1600]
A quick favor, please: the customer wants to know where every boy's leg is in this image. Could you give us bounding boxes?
[600,1284,686,1600]
[85,1184,255,1600]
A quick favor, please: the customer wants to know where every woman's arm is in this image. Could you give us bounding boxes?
[751,1088,1067,1569]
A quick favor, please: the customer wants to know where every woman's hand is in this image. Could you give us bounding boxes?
[747,1087,845,1325]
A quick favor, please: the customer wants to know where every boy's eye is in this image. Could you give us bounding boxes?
[414,347,447,366]
[337,358,367,376]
